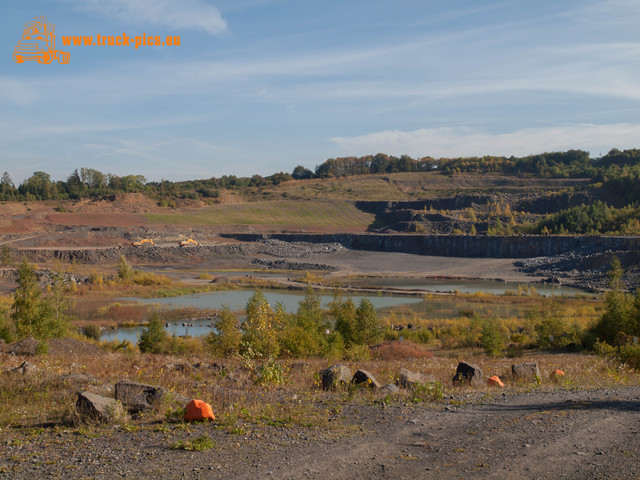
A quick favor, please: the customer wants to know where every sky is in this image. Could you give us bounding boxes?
[2,0,640,184]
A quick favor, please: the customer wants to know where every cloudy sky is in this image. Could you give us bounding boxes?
[2,1,640,183]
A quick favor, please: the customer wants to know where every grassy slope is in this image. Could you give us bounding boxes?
[250,172,588,202]
[144,199,374,231]
[140,172,588,231]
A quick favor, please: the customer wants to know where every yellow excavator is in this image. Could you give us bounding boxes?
[179,239,199,247]
[133,239,155,247]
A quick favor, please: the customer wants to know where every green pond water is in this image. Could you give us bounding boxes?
[100,279,590,343]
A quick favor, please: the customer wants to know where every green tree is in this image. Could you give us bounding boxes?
[11,259,68,340]
[354,298,380,345]
[478,316,507,357]
[138,314,167,353]
[330,293,357,346]
[117,255,134,282]
[280,288,327,357]
[242,291,284,358]
[592,258,639,344]
[207,306,241,356]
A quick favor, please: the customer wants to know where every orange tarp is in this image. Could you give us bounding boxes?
[184,399,215,422]
[487,375,505,387]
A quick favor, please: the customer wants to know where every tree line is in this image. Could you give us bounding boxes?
[3,148,640,206]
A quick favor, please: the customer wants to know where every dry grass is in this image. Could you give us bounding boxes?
[143,199,374,232]
[1,347,638,431]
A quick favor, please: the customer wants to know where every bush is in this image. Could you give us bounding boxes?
[11,258,70,340]
[117,256,134,283]
[526,301,583,349]
[617,344,640,369]
[132,272,171,286]
[479,316,508,357]
[206,306,241,356]
[138,314,167,353]
[280,325,321,358]
[82,324,101,340]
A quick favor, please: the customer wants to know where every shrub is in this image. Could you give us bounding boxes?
[256,357,289,385]
[526,301,583,349]
[82,324,101,340]
[479,316,508,357]
[280,325,321,358]
[170,435,215,451]
[117,256,134,283]
[242,291,284,358]
[138,314,167,353]
[410,381,444,403]
[11,258,69,340]
[617,344,640,369]
[591,258,640,345]
[206,306,241,356]
[132,272,171,286]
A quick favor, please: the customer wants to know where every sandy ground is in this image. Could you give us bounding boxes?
[304,250,542,282]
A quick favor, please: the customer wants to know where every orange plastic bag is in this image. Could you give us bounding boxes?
[184,399,215,422]
[487,375,505,387]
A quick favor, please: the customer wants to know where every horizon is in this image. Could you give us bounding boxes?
[3,1,640,184]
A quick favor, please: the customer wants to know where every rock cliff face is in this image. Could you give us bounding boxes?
[221,233,640,259]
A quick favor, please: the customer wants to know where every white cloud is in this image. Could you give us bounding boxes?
[0,76,38,105]
[331,124,640,158]
[63,0,227,35]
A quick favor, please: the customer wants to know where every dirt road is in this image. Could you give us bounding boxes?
[2,386,638,479]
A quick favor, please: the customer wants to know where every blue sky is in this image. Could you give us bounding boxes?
[2,0,640,184]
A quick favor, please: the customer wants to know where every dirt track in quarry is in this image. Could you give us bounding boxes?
[1,385,639,480]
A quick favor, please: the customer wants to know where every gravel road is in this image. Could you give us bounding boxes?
[2,386,638,479]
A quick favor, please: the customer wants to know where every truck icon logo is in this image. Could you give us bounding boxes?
[14,16,70,64]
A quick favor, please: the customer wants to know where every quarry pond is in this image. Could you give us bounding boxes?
[101,278,591,343]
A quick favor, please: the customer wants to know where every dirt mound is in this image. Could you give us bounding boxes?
[1,337,105,356]
[48,338,105,356]
[369,340,433,360]
[3,337,39,355]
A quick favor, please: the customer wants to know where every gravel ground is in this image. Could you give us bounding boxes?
[2,386,639,479]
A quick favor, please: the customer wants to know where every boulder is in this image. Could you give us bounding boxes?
[395,368,435,390]
[318,365,352,391]
[11,361,40,375]
[381,383,400,395]
[115,380,165,412]
[511,362,540,382]
[452,362,483,386]
[76,391,125,423]
[351,369,381,389]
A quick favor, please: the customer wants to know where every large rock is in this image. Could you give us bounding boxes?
[511,362,540,382]
[351,369,381,389]
[11,361,40,375]
[452,362,483,386]
[395,368,435,390]
[115,380,165,412]
[76,391,125,423]
[381,383,399,395]
[318,365,352,390]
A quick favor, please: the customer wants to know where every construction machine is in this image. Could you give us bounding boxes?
[133,239,155,247]
[179,239,199,247]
